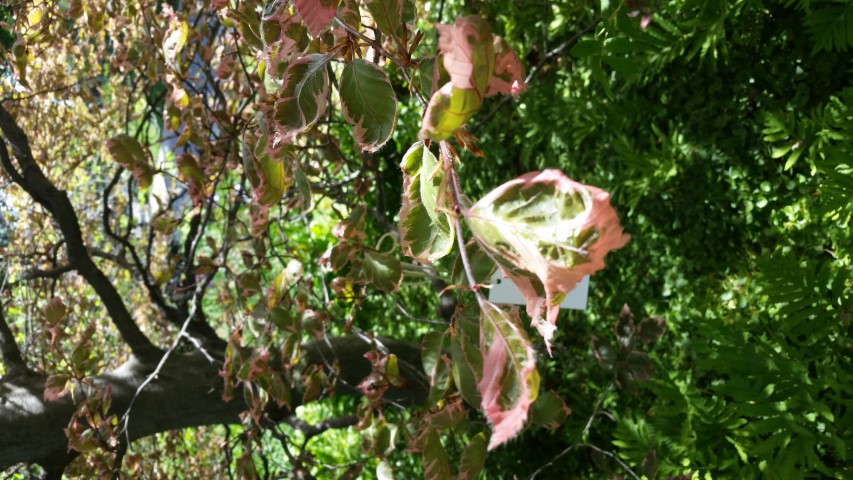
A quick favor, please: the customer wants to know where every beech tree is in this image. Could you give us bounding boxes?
[0,1,632,478]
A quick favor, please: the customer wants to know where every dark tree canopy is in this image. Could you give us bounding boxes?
[1,0,851,479]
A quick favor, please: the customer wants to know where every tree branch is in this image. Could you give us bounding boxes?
[0,105,160,361]
[0,336,426,474]
[0,305,28,377]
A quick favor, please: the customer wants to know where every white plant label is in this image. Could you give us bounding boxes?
[488,271,589,310]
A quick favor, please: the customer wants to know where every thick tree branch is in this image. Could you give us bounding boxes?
[0,336,427,474]
[0,105,160,361]
[0,306,28,376]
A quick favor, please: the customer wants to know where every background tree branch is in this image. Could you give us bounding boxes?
[0,105,160,361]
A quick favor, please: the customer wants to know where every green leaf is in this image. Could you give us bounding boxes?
[457,432,487,480]
[363,0,403,37]
[422,430,452,480]
[363,251,402,292]
[339,59,398,152]
[529,390,572,430]
[273,54,330,141]
[570,38,602,58]
[452,241,496,287]
[451,303,483,409]
[422,331,450,404]
[398,142,455,263]
[477,302,539,450]
[419,84,482,141]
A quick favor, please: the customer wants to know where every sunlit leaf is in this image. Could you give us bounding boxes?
[163,19,188,65]
[436,16,494,98]
[419,84,482,141]
[340,59,398,152]
[398,142,455,262]
[242,125,294,206]
[467,169,630,354]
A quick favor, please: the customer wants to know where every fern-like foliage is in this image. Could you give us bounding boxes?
[805,1,853,53]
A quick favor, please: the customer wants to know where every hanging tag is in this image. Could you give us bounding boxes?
[488,271,589,310]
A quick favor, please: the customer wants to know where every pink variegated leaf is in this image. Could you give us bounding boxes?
[487,37,527,97]
[477,301,539,450]
[467,170,630,355]
[436,15,494,98]
[294,0,340,37]
[44,374,70,401]
[273,54,331,142]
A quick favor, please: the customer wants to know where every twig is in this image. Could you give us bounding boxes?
[527,383,614,479]
[442,141,484,301]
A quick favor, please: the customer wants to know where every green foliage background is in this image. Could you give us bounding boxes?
[436,0,852,478]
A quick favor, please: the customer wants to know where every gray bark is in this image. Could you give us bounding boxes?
[0,336,426,475]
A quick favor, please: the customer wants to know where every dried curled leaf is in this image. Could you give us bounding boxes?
[488,36,527,97]
[467,169,630,354]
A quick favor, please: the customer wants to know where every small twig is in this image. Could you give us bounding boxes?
[527,383,614,479]
[442,141,484,301]
[577,443,642,480]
